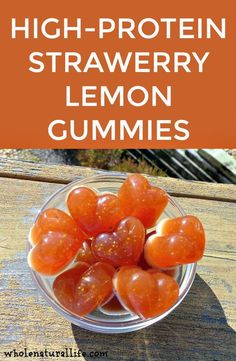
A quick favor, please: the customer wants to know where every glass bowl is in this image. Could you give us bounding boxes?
[27,173,197,334]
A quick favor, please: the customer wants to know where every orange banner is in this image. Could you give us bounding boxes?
[1,0,235,148]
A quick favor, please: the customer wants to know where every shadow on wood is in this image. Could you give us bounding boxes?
[71,274,236,361]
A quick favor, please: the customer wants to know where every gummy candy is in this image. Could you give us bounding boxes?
[114,266,179,319]
[113,266,140,312]
[53,262,89,312]
[30,208,82,245]
[144,215,205,267]
[74,262,115,316]
[118,174,168,228]
[28,231,85,275]
[157,215,205,259]
[67,187,124,237]
[147,270,179,312]
[91,216,145,267]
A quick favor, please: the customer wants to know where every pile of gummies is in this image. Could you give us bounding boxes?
[28,174,205,319]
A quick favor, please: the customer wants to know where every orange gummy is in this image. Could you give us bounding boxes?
[157,215,205,259]
[74,262,115,316]
[118,174,168,228]
[113,266,140,312]
[92,216,145,267]
[53,262,89,312]
[144,215,205,268]
[144,234,196,268]
[30,208,83,245]
[67,187,124,237]
[147,270,179,312]
[28,231,85,276]
[114,266,179,319]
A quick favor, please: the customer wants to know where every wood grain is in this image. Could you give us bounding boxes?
[0,158,236,202]
[0,165,235,361]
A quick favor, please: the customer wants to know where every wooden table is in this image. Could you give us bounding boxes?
[0,159,235,361]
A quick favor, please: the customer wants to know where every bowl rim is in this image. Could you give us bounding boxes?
[28,173,197,333]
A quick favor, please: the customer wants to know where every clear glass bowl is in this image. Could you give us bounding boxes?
[27,173,197,334]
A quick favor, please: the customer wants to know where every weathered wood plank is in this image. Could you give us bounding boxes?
[0,158,236,202]
[0,175,235,360]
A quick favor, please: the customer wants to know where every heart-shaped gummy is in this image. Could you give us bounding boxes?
[30,208,82,245]
[53,261,115,316]
[53,262,90,312]
[91,216,145,267]
[118,174,168,228]
[74,262,115,316]
[157,215,205,258]
[144,215,205,268]
[28,231,85,276]
[146,269,179,312]
[113,266,179,319]
[67,187,124,237]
